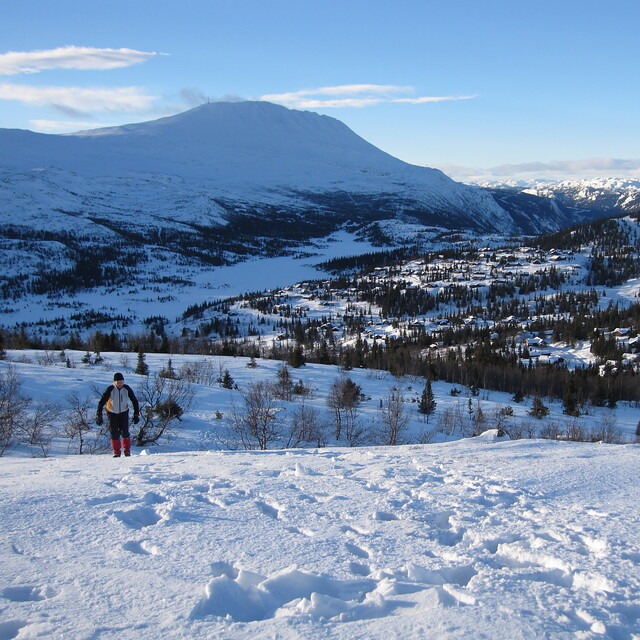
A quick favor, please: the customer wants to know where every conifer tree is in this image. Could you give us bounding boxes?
[418,378,437,422]
[528,396,550,419]
[135,348,149,376]
[288,344,305,368]
[562,376,580,417]
[220,369,234,389]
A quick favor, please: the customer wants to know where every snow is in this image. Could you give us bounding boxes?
[2,435,639,639]
[1,352,639,639]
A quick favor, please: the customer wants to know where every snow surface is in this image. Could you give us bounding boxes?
[1,352,640,639]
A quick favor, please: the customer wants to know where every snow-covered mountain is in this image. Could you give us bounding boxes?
[0,100,516,238]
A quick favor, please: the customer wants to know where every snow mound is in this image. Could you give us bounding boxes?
[474,428,511,442]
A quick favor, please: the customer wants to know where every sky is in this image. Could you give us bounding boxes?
[1,0,639,182]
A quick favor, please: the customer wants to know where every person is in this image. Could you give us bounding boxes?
[96,373,140,457]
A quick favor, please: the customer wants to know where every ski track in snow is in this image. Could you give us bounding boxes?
[1,441,639,639]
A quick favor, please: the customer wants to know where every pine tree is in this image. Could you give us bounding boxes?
[274,363,294,400]
[562,376,580,417]
[159,359,177,379]
[221,369,234,389]
[288,344,305,368]
[528,396,550,419]
[418,378,437,422]
[135,348,149,376]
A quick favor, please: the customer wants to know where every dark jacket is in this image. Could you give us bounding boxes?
[98,383,140,416]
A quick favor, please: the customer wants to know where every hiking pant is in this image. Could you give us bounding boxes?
[107,410,130,440]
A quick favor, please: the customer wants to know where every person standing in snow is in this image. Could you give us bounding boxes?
[96,373,140,458]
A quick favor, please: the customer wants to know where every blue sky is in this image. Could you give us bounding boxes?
[1,0,638,181]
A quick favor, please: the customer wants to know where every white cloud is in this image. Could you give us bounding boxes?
[29,119,113,132]
[0,46,159,75]
[436,158,640,182]
[0,83,158,113]
[260,84,475,109]
[488,158,640,177]
[392,95,476,104]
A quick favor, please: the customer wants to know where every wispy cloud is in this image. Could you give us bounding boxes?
[0,46,159,75]
[437,158,640,181]
[0,83,158,114]
[260,84,475,109]
[29,119,114,132]
[488,158,640,177]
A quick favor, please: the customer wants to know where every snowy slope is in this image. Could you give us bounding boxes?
[1,351,639,639]
[1,433,639,639]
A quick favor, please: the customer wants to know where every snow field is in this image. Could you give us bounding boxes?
[1,439,639,639]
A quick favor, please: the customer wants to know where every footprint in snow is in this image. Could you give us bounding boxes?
[372,510,399,522]
[142,491,168,505]
[349,562,371,577]
[112,506,162,529]
[345,541,370,559]
[0,620,29,640]
[285,525,315,537]
[86,493,130,506]
[123,540,161,556]
[1,585,58,602]
[255,500,282,520]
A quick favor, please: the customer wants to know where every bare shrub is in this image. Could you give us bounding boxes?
[20,401,59,456]
[437,402,467,437]
[417,427,437,444]
[227,381,281,450]
[64,393,109,454]
[134,374,194,446]
[0,366,31,455]
[286,399,326,448]
[565,419,586,442]
[327,374,362,440]
[589,413,622,444]
[539,420,561,440]
[179,360,218,386]
[344,417,368,447]
[376,388,410,445]
[35,351,57,366]
[519,419,539,439]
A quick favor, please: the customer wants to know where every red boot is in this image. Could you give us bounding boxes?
[123,437,131,457]
[111,439,121,457]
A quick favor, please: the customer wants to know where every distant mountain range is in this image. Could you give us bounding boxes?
[473,177,640,226]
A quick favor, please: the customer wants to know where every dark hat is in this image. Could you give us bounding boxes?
[113,372,124,381]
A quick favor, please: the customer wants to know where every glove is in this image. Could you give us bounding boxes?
[133,414,140,424]
[96,414,103,426]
